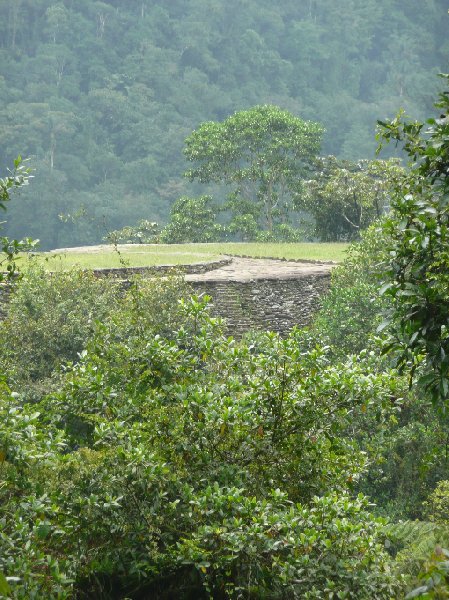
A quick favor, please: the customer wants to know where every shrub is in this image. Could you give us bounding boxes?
[176,488,401,599]
[104,219,161,244]
[0,266,190,391]
[312,220,391,356]
[0,265,117,385]
[160,195,224,243]
[425,481,449,528]
[0,296,404,598]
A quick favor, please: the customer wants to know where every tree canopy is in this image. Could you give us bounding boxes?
[302,156,404,241]
[184,105,323,234]
[0,0,446,248]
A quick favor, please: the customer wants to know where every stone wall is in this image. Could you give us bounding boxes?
[91,258,232,278]
[191,273,330,336]
[0,260,331,336]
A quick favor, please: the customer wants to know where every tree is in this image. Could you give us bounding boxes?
[302,156,404,241]
[160,195,223,243]
[0,2,445,248]
[183,105,323,235]
[377,74,449,405]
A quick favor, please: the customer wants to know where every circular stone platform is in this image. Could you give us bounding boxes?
[185,256,332,282]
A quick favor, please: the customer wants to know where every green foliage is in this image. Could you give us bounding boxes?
[377,74,449,406]
[0,284,404,598]
[302,156,404,241]
[104,219,161,244]
[176,489,400,599]
[389,520,446,555]
[0,266,117,386]
[425,482,449,528]
[0,1,445,248]
[0,268,190,389]
[102,272,191,342]
[312,222,390,356]
[311,221,449,521]
[227,220,305,243]
[53,315,376,501]
[184,105,323,235]
[360,405,449,521]
[0,157,37,281]
[385,521,449,598]
[405,547,449,599]
[159,197,305,243]
[379,519,449,598]
[0,157,30,212]
[263,223,304,242]
[388,520,449,566]
[160,195,224,243]
[226,213,261,241]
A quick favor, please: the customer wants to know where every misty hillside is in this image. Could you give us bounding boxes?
[1,0,447,248]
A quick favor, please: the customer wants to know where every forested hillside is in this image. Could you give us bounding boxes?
[0,0,447,249]
[3,45,449,599]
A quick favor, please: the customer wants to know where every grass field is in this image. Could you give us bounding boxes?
[25,242,348,271]
[205,242,348,262]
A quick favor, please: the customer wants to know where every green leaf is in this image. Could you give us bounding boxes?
[36,523,52,540]
[376,320,391,333]
[405,586,430,599]
[0,572,10,595]
[379,283,394,296]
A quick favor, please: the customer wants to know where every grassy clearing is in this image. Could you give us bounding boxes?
[24,242,348,271]
[25,245,221,271]
[203,242,348,262]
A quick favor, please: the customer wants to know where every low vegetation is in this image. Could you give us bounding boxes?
[0,279,406,599]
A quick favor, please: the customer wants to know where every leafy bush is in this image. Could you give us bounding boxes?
[404,546,449,599]
[0,267,190,390]
[176,488,400,599]
[253,223,304,242]
[0,266,117,385]
[310,214,449,525]
[0,294,404,598]
[385,521,449,598]
[104,219,161,244]
[377,74,449,405]
[425,482,449,528]
[312,220,391,356]
[160,195,224,243]
[356,380,449,521]
[102,271,191,341]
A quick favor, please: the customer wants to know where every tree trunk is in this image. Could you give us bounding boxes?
[50,131,55,170]
[10,0,21,49]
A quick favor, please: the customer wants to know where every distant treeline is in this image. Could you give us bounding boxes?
[0,0,447,248]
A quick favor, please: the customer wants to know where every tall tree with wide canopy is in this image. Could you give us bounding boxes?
[183,105,323,233]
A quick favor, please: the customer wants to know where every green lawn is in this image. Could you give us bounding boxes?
[204,242,348,262]
[25,242,348,271]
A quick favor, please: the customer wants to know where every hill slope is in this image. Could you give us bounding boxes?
[1,0,447,248]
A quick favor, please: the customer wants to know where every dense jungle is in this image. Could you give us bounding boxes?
[2,1,449,598]
[0,0,448,248]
